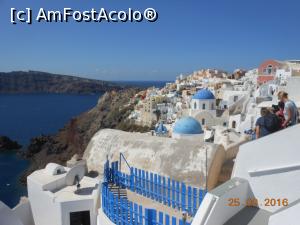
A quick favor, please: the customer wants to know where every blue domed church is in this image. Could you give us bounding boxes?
[191,89,216,111]
[172,116,204,140]
[189,89,217,128]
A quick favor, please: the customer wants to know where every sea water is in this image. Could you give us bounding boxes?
[0,81,168,207]
[0,93,101,207]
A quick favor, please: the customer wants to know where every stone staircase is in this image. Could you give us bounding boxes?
[107,183,133,223]
[108,183,128,200]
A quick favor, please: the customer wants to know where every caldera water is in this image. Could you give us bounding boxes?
[0,93,102,207]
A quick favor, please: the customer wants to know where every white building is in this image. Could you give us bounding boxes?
[1,125,299,225]
[191,89,216,113]
[192,125,300,225]
[276,68,292,85]
[27,163,99,225]
[228,99,258,133]
[220,90,249,110]
[189,89,218,128]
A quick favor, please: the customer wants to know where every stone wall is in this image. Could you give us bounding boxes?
[84,129,225,189]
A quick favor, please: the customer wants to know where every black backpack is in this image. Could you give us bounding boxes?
[264,113,281,133]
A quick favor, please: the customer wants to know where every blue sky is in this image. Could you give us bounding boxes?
[0,0,299,81]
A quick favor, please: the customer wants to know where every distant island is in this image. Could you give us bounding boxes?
[0,71,122,94]
[0,136,22,152]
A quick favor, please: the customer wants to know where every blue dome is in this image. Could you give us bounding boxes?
[192,89,215,100]
[173,117,203,135]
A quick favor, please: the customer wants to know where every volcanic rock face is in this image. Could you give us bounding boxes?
[22,88,150,183]
[0,71,121,94]
[0,136,22,151]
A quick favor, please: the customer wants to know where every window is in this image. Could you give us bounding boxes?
[267,65,273,75]
[263,69,267,74]
[233,96,238,102]
[194,102,197,109]
[232,121,236,129]
[202,103,206,110]
[202,118,205,125]
[223,122,227,127]
[211,103,214,110]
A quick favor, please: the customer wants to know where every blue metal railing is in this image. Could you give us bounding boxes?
[120,152,131,172]
[102,182,191,225]
[103,160,207,217]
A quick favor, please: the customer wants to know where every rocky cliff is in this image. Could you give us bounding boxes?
[21,88,150,183]
[0,71,121,94]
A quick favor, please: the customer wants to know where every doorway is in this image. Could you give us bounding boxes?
[70,211,91,225]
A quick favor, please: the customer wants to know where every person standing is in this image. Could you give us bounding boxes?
[255,107,281,139]
[274,101,285,128]
[278,92,299,127]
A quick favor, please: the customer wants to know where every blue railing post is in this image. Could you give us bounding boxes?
[113,195,118,223]
[139,205,143,225]
[159,212,164,225]
[154,174,158,201]
[129,201,134,224]
[172,216,177,225]
[112,161,118,185]
[138,169,142,194]
[158,175,162,203]
[167,178,171,207]
[111,162,114,184]
[120,197,124,224]
[150,173,154,200]
[124,198,129,225]
[142,170,146,196]
[135,168,138,192]
[193,187,197,215]
[146,171,150,197]
[145,209,157,225]
[181,183,186,211]
[199,189,203,208]
[187,186,192,214]
[176,181,180,210]
[134,203,139,225]
[104,160,110,182]
[145,209,149,225]
[165,214,170,225]
[109,192,113,220]
[171,180,175,208]
[163,176,167,205]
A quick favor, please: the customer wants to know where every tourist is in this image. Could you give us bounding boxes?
[278,92,299,127]
[255,107,281,139]
[272,101,285,128]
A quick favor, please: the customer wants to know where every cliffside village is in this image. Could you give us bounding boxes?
[2,59,300,225]
[128,59,300,140]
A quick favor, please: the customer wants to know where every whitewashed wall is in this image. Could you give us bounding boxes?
[232,125,300,213]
